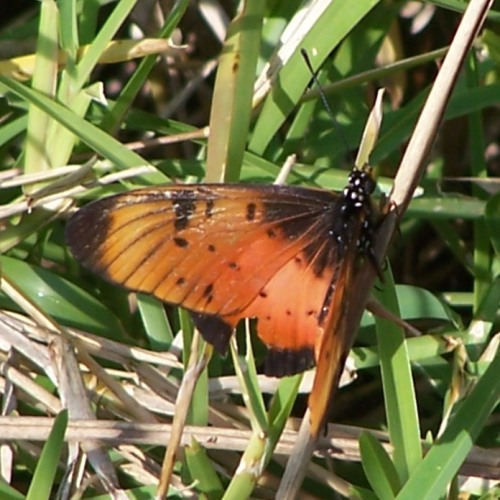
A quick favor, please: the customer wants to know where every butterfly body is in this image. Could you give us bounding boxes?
[66,170,377,376]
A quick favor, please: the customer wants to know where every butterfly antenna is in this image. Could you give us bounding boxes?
[300,48,353,163]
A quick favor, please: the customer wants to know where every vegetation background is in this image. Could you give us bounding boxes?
[0,0,498,498]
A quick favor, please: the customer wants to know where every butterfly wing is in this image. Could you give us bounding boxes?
[66,184,346,376]
[230,229,338,376]
[308,209,371,436]
[308,247,355,437]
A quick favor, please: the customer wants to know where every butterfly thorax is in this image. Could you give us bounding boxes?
[332,168,376,259]
[315,168,378,329]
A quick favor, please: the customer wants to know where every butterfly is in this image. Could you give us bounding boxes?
[66,167,379,379]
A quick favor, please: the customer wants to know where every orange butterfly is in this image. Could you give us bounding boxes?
[66,167,378,378]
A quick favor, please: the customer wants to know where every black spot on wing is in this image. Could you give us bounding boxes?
[203,283,214,303]
[264,347,315,377]
[246,203,257,221]
[171,191,196,231]
[191,312,233,354]
[173,237,189,248]
[207,244,216,252]
[205,198,215,218]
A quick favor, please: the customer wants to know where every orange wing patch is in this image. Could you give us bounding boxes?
[234,242,336,376]
[67,184,348,376]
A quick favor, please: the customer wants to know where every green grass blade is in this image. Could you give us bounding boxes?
[185,438,224,497]
[73,0,137,91]
[58,0,79,57]
[205,0,265,182]
[23,0,59,184]
[373,265,422,483]
[266,374,302,451]
[222,431,266,500]
[0,114,27,147]
[395,284,456,323]
[249,0,381,155]
[466,50,491,311]
[485,193,500,257]
[360,431,401,499]
[101,0,190,132]
[0,76,146,168]
[26,410,68,500]
[137,293,174,351]
[0,255,125,337]
[0,479,24,500]
[230,333,268,433]
[397,351,500,500]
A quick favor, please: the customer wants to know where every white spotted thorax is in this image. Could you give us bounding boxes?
[318,167,379,324]
[343,169,376,211]
[335,168,377,257]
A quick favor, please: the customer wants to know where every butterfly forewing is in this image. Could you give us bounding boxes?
[67,184,349,375]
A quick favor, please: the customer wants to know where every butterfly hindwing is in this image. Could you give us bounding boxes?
[308,222,359,436]
[66,184,348,375]
[234,234,337,376]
